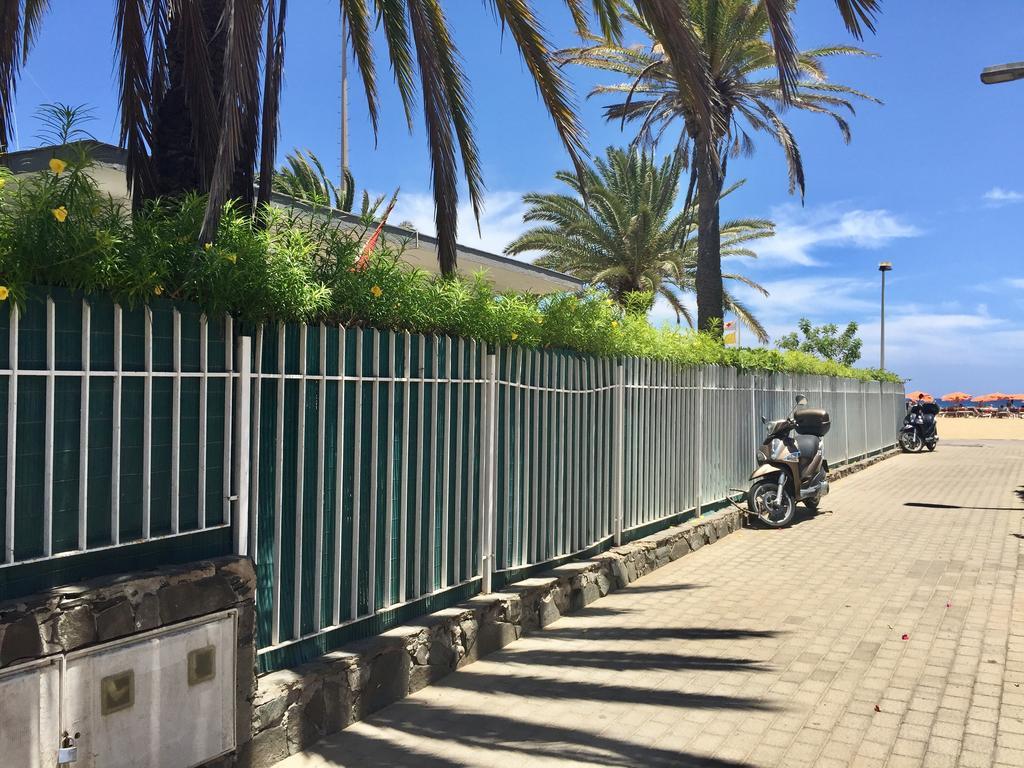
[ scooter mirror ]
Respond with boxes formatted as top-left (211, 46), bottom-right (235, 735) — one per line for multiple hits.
top-left (795, 394), bottom-right (808, 406)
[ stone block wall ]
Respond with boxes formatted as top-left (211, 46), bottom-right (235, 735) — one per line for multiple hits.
top-left (0, 556), bottom-right (257, 753)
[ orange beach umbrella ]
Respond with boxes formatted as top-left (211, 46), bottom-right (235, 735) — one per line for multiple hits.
top-left (905, 391), bottom-right (933, 402)
top-left (974, 393), bottom-right (1010, 403)
top-left (940, 392), bottom-right (972, 402)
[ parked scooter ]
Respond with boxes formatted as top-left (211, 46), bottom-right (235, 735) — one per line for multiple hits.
top-left (899, 398), bottom-right (939, 452)
top-left (746, 395), bottom-right (830, 528)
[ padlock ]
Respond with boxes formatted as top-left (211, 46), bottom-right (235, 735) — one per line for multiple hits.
top-left (57, 745), bottom-right (79, 764)
top-left (57, 731), bottom-right (80, 764)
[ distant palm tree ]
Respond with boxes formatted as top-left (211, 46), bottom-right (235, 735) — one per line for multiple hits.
top-left (272, 149), bottom-right (355, 211)
top-left (561, 1), bottom-right (878, 336)
top-left (505, 147), bottom-right (773, 341)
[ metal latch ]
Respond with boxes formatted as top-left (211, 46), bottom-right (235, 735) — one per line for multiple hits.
top-left (57, 731), bottom-right (80, 764)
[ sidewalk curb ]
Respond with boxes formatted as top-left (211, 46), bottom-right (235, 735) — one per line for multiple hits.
top-left (218, 448), bottom-right (899, 768)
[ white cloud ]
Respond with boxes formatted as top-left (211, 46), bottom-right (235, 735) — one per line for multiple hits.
top-left (390, 190), bottom-right (532, 258)
top-left (983, 187), bottom-right (1024, 205)
top-left (752, 204), bottom-right (921, 267)
top-left (1009, 278), bottom-right (1024, 289)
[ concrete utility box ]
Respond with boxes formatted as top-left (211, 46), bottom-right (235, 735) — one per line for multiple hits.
top-left (0, 657), bottom-right (62, 767)
top-left (64, 611), bottom-right (238, 768)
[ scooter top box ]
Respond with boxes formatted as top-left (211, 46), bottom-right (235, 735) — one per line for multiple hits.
top-left (793, 408), bottom-right (830, 436)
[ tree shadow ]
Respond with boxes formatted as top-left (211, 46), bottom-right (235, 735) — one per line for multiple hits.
top-left (497, 647), bottom-right (770, 674)
top-left (304, 700), bottom-right (760, 768)
top-left (904, 501), bottom-right (1024, 512)
top-left (436, 669), bottom-right (778, 712)
top-left (539, 625), bottom-right (782, 644)
top-left (618, 583), bottom-right (707, 594)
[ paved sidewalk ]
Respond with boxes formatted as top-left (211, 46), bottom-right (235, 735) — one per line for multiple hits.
top-left (281, 441), bottom-right (1024, 768)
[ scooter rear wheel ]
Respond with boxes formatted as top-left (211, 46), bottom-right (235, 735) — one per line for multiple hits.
top-left (748, 478), bottom-right (796, 528)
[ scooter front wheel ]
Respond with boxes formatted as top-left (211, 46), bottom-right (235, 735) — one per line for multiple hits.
top-left (899, 431), bottom-right (922, 453)
top-left (748, 478), bottom-right (796, 528)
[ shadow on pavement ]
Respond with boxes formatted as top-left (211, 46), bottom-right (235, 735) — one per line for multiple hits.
top-left (904, 501), bottom-right (1024, 512)
top-left (305, 703), bottom-right (759, 768)
top-left (497, 648), bottom-right (770, 673)
top-left (539, 625), bottom-right (781, 643)
top-left (616, 583), bottom-right (707, 594)
top-left (435, 669), bottom-right (778, 712)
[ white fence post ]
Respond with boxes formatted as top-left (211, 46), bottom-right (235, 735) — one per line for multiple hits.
top-left (613, 363), bottom-right (625, 546)
top-left (480, 352), bottom-right (499, 593)
top-left (233, 335), bottom-right (253, 557)
top-left (696, 367), bottom-right (704, 516)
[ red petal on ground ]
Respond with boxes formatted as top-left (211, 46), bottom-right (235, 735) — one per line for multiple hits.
top-left (874, 704), bottom-right (881, 712)
top-left (901, 633), bottom-right (909, 640)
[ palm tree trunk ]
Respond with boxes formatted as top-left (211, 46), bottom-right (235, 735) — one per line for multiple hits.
top-left (695, 140), bottom-right (724, 336)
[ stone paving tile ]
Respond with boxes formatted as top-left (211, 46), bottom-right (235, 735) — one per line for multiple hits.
top-left (280, 440), bottom-right (1024, 767)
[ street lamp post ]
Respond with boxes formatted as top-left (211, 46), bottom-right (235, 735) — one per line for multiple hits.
top-left (981, 62), bottom-right (1024, 85)
top-left (879, 262), bottom-right (893, 370)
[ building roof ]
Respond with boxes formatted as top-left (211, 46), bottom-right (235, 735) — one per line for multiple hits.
top-left (3, 142), bottom-right (584, 294)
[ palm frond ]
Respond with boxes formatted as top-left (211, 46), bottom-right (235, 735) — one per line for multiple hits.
top-left (340, 0), bottom-right (380, 135)
top-left (834, 0), bottom-right (880, 39)
top-left (258, 0), bottom-right (287, 206)
top-left (200, 0), bottom-right (265, 242)
top-left (488, 0), bottom-right (589, 190)
top-left (114, 0), bottom-right (154, 206)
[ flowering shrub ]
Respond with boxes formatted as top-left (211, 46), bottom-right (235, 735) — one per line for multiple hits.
top-left (0, 149), bottom-right (897, 382)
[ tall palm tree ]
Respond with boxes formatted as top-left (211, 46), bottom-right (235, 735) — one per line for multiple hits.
top-left (272, 148), bottom-right (355, 211)
top-left (506, 146), bottom-right (773, 341)
top-left (1, 1), bottom-right (878, 274)
top-left (560, 0), bottom-right (878, 336)
top-left (0, 0), bottom-right (625, 270)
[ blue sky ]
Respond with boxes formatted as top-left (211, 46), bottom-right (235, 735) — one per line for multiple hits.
top-left (9, 2), bottom-right (1024, 394)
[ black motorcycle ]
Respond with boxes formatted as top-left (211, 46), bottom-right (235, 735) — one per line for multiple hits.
top-left (899, 400), bottom-right (939, 452)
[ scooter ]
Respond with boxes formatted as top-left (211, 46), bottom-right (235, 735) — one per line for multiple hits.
top-left (745, 394), bottom-right (831, 528)
top-left (899, 400), bottom-right (939, 452)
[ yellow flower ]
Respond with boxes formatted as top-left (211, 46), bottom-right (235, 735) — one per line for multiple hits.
top-left (511, 332), bottom-right (519, 341)
top-left (605, 298), bottom-right (614, 306)
top-left (611, 320), bottom-right (619, 328)
top-left (49, 158), bottom-right (67, 175)
top-left (51, 206), bottom-right (68, 223)
top-left (0, 178), bottom-right (6, 190)
top-left (225, 252), bottom-right (237, 264)
top-left (154, 285), bottom-right (164, 296)
top-left (0, 286), bottom-right (8, 301)
top-left (370, 285), bottom-right (383, 299)
top-left (204, 242), bottom-right (213, 251)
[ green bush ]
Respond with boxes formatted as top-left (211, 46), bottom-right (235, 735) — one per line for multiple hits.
top-left (0, 150), bottom-right (898, 383)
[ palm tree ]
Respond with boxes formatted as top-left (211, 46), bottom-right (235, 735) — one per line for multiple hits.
top-left (560, 0), bottom-right (878, 336)
top-left (272, 148), bottom-right (355, 211)
top-left (2, 1), bottom-right (878, 275)
top-left (505, 146), bottom-right (773, 341)
top-left (0, 0), bottom-right (626, 271)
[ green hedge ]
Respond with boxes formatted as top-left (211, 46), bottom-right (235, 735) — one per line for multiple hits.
top-left (0, 148), bottom-right (898, 383)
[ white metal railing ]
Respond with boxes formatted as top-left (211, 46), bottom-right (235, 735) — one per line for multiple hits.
top-left (0, 298), bottom-right (903, 667)
top-left (1, 297), bottom-right (236, 568)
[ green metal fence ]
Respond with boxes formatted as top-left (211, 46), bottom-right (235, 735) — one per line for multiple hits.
top-left (0, 293), bottom-right (905, 672)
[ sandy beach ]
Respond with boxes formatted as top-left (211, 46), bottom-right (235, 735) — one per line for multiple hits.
top-left (935, 416), bottom-right (1024, 441)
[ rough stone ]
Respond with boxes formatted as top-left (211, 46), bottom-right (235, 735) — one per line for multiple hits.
top-left (238, 725), bottom-right (288, 768)
top-left (477, 621), bottom-right (520, 656)
top-left (538, 594), bottom-right (560, 628)
top-left (54, 605), bottom-right (97, 651)
top-left (0, 615), bottom-right (42, 667)
top-left (95, 599), bottom-right (135, 641)
top-left (134, 593), bottom-right (161, 631)
top-left (571, 580), bottom-right (601, 611)
top-left (363, 649), bottom-right (410, 715)
top-left (670, 538), bottom-right (690, 560)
